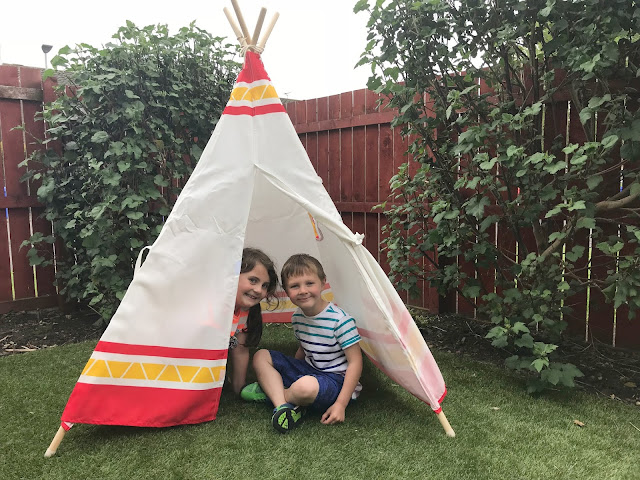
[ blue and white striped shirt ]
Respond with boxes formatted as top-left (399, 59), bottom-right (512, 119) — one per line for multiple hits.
top-left (292, 302), bottom-right (361, 375)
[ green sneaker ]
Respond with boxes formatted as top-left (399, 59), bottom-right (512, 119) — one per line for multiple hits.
top-left (271, 403), bottom-right (304, 434)
top-left (240, 382), bottom-right (268, 403)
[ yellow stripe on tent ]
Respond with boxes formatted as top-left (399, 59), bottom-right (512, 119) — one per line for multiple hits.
top-left (193, 367), bottom-right (214, 384)
top-left (262, 85), bottom-right (278, 99)
top-left (85, 359), bottom-right (109, 377)
top-left (107, 360), bottom-right (132, 378)
top-left (123, 363), bottom-right (146, 380)
top-left (210, 366), bottom-right (225, 382)
top-left (230, 87), bottom-right (248, 101)
top-left (243, 84), bottom-right (268, 101)
top-left (158, 365), bottom-right (181, 382)
top-left (81, 358), bottom-right (96, 375)
top-left (142, 363), bottom-right (165, 380)
top-left (178, 365), bottom-right (200, 383)
top-left (80, 359), bottom-right (227, 385)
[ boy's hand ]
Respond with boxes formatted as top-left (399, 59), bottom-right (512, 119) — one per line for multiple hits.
top-left (321, 402), bottom-right (347, 424)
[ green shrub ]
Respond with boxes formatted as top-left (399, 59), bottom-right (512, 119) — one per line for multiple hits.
top-left (356, 0), bottom-right (640, 391)
top-left (21, 21), bottom-right (240, 321)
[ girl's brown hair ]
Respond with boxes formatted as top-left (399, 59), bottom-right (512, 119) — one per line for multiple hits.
top-left (240, 248), bottom-right (279, 347)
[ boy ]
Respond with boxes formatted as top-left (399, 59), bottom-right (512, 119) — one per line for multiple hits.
top-left (241, 253), bottom-right (363, 433)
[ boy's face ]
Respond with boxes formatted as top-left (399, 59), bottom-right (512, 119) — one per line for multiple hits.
top-left (283, 269), bottom-right (327, 317)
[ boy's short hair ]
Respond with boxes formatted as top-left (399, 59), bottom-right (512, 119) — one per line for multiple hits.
top-left (281, 254), bottom-right (326, 288)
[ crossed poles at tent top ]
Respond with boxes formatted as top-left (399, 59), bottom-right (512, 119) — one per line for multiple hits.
top-left (223, 0), bottom-right (280, 53)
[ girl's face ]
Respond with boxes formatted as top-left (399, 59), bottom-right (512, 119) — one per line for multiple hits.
top-left (235, 263), bottom-right (271, 311)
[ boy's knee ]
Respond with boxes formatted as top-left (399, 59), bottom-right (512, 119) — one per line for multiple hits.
top-left (291, 376), bottom-right (319, 403)
top-left (252, 349), bottom-right (272, 368)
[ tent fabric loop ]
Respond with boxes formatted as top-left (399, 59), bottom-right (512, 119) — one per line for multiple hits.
top-left (134, 245), bottom-right (152, 274)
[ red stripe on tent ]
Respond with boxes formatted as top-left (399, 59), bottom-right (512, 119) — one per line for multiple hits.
top-left (262, 311), bottom-right (294, 323)
top-left (61, 383), bottom-right (221, 427)
top-left (223, 104), bottom-right (286, 116)
top-left (94, 341), bottom-right (228, 360)
top-left (236, 51), bottom-right (270, 83)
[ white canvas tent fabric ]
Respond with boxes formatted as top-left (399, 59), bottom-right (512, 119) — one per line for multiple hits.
top-left (58, 51), bottom-right (447, 430)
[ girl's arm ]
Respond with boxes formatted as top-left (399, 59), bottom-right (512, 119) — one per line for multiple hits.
top-left (229, 331), bottom-right (250, 395)
top-left (321, 343), bottom-right (363, 424)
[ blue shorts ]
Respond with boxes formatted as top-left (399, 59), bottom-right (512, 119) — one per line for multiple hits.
top-left (269, 350), bottom-right (345, 411)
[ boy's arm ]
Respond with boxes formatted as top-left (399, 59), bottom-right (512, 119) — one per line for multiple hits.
top-left (321, 343), bottom-right (363, 425)
top-left (294, 344), bottom-right (305, 360)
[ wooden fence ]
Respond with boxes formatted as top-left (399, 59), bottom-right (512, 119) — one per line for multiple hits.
top-left (284, 87), bottom-right (640, 350)
top-left (0, 65), bottom-right (59, 314)
top-left (1, 65), bottom-right (638, 348)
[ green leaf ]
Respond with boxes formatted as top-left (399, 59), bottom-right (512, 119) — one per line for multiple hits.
top-left (91, 131), bottom-right (110, 143)
top-left (479, 157), bottom-right (498, 170)
top-left (511, 322), bottom-right (529, 334)
top-left (154, 175), bottom-right (169, 187)
top-left (466, 196), bottom-right (490, 219)
top-left (586, 175), bottom-right (603, 190)
top-left (531, 358), bottom-right (547, 373)
top-left (117, 161), bottom-right (131, 172)
top-left (353, 0), bottom-right (369, 13)
top-left (126, 211), bottom-right (144, 220)
top-left (600, 134), bottom-right (618, 150)
top-left (89, 293), bottom-right (104, 306)
top-left (514, 333), bottom-right (534, 348)
top-left (545, 161), bottom-right (567, 174)
top-left (568, 200), bottom-right (586, 211)
top-left (463, 285), bottom-right (481, 298)
top-left (576, 217), bottom-right (596, 230)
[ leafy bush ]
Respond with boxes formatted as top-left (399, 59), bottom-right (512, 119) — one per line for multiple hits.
top-left (356, 0), bottom-right (640, 390)
top-left (21, 21), bottom-right (240, 321)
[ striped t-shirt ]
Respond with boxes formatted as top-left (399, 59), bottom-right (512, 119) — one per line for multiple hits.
top-left (292, 302), bottom-right (361, 375)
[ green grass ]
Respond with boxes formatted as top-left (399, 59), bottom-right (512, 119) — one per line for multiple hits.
top-left (1, 324), bottom-right (638, 480)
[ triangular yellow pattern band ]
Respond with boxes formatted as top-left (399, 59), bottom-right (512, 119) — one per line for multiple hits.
top-left (229, 84), bottom-right (279, 102)
top-left (81, 358), bottom-right (225, 383)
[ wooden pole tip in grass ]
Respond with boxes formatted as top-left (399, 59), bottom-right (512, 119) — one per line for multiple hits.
top-left (44, 425), bottom-right (66, 457)
top-left (437, 411), bottom-right (455, 437)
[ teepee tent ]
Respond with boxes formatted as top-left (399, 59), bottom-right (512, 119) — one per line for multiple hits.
top-left (45, 2), bottom-right (453, 457)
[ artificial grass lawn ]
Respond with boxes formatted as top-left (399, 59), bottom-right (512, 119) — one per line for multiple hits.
top-left (1, 324), bottom-right (638, 480)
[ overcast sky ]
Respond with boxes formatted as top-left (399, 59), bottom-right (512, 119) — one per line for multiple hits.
top-left (0, 0), bottom-right (372, 100)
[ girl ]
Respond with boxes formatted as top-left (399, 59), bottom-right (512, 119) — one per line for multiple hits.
top-left (228, 247), bottom-right (279, 395)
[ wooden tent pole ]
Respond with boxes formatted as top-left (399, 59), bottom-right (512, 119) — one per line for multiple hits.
top-left (44, 426), bottom-right (66, 458)
top-left (223, 7), bottom-right (247, 48)
top-left (251, 7), bottom-right (267, 51)
top-left (256, 12), bottom-right (280, 50)
top-left (437, 411), bottom-right (456, 437)
top-left (231, 0), bottom-right (253, 45)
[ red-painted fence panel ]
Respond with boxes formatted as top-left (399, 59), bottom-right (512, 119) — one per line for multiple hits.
top-left (0, 65), bottom-right (59, 313)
